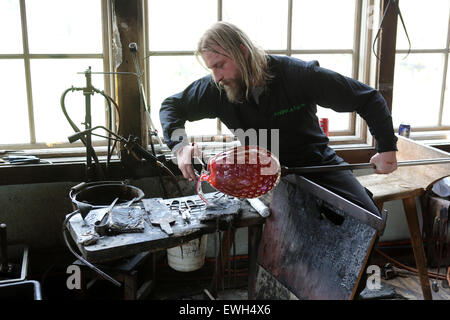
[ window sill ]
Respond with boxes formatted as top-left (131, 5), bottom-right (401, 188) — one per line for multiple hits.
top-left (18, 130), bottom-right (449, 186)
top-left (0, 138), bottom-right (382, 186)
top-left (407, 130), bottom-right (450, 153)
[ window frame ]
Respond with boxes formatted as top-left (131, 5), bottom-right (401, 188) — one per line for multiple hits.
top-left (388, 0), bottom-right (450, 145)
top-left (145, 0), bottom-right (376, 148)
top-left (393, 50), bottom-right (450, 135)
top-left (2, 0), bottom-right (449, 155)
top-left (0, 0), bottom-right (113, 152)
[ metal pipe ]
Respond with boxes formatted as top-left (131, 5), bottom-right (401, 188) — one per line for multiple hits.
top-left (129, 42), bottom-right (164, 146)
top-left (83, 67), bottom-right (94, 179)
top-left (62, 211), bottom-right (121, 287)
top-left (281, 158), bottom-right (450, 175)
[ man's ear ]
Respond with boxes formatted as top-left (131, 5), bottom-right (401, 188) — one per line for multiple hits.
top-left (240, 43), bottom-right (250, 59)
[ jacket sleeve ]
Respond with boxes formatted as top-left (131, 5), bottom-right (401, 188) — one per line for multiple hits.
top-left (159, 75), bottom-right (219, 151)
top-left (305, 61), bottom-right (398, 153)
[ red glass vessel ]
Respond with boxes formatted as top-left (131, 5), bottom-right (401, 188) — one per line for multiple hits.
top-left (197, 145), bottom-right (281, 204)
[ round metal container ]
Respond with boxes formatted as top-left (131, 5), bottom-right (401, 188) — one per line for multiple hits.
top-left (69, 181), bottom-right (145, 210)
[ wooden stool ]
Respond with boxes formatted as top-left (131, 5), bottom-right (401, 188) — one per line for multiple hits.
top-left (356, 135), bottom-right (450, 300)
top-left (73, 250), bottom-right (154, 300)
top-left (357, 173), bottom-right (432, 300)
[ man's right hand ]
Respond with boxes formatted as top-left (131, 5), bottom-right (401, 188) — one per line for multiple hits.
top-left (176, 144), bottom-right (200, 182)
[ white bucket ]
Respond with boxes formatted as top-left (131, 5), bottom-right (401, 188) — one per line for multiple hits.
top-left (167, 235), bottom-right (208, 272)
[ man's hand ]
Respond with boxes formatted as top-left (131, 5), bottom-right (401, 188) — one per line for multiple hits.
top-left (369, 151), bottom-right (398, 174)
top-left (176, 143), bottom-right (201, 182)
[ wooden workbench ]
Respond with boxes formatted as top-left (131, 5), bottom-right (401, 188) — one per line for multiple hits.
top-left (66, 196), bottom-right (265, 264)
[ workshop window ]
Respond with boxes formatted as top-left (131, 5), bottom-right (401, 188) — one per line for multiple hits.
top-left (0, 0), bottom-right (108, 149)
top-left (146, 0), bottom-right (369, 144)
top-left (3, 0), bottom-right (450, 154)
top-left (391, 0), bottom-right (450, 142)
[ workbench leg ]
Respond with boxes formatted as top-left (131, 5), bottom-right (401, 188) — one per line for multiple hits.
top-left (210, 227), bottom-right (236, 298)
top-left (403, 196), bottom-right (433, 300)
top-left (123, 270), bottom-right (138, 300)
top-left (248, 224), bottom-right (263, 300)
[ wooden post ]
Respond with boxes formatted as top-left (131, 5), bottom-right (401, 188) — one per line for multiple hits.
top-left (376, 0), bottom-right (399, 112)
top-left (112, 0), bottom-right (147, 163)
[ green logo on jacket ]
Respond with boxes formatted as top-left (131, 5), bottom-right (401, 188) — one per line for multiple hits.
top-left (273, 104), bottom-right (306, 117)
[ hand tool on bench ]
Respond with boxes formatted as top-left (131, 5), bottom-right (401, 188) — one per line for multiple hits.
top-left (150, 215), bottom-right (176, 235)
top-left (142, 198), bottom-right (176, 235)
top-left (172, 200), bottom-right (192, 222)
top-left (94, 197), bottom-right (119, 236)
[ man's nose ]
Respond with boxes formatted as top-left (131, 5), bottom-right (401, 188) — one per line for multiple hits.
top-left (213, 69), bottom-right (223, 83)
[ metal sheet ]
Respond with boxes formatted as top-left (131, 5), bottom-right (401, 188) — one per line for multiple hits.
top-left (254, 176), bottom-right (378, 300)
top-left (285, 175), bottom-right (386, 231)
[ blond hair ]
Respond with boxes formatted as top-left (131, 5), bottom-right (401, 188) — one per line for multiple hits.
top-left (196, 22), bottom-right (271, 100)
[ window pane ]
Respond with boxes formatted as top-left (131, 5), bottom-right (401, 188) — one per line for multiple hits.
top-left (292, 54), bottom-right (353, 131)
top-left (31, 59), bottom-right (105, 144)
top-left (26, 0), bottom-right (102, 54)
top-left (292, 0), bottom-right (356, 50)
top-left (223, 0), bottom-right (288, 50)
top-left (0, 0), bottom-right (23, 54)
top-left (0, 60), bottom-right (29, 144)
top-left (442, 66), bottom-right (450, 126)
top-left (149, 55), bottom-right (214, 137)
top-left (396, 0), bottom-right (449, 50)
top-left (148, 0), bottom-right (217, 51)
top-left (292, 54), bottom-right (353, 77)
top-left (392, 53), bottom-right (444, 128)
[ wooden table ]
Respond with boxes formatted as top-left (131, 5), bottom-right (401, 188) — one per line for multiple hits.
top-left (66, 194), bottom-right (266, 298)
top-left (357, 135), bottom-right (450, 300)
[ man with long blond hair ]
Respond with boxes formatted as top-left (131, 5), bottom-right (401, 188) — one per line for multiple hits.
top-left (160, 21), bottom-right (398, 217)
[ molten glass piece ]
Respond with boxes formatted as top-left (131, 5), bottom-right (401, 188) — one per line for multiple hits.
top-left (197, 145), bottom-right (281, 204)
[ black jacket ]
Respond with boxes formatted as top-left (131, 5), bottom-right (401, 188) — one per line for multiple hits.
top-left (160, 55), bottom-right (397, 167)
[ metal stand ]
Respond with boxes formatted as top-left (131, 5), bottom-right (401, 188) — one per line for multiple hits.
top-left (82, 67), bottom-right (95, 180)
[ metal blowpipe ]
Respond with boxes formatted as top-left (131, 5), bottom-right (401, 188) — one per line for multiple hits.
top-left (281, 158), bottom-right (450, 175)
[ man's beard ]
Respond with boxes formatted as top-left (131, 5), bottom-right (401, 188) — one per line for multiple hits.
top-left (220, 78), bottom-right (245, 103)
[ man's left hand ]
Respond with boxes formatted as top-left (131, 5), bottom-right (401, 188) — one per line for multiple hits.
top-left (369, 151), bottom-right (398, 174)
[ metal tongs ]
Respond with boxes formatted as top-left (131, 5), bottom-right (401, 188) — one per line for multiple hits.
top-left (191, 142), bottom-right (208, 178)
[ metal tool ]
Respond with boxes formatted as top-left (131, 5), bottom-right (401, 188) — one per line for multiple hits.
top-left (281, 158), bottom-right (450, 175)
top-left (4, 155), bottom-right (40, 165)
top-left (169, 199), bottom-right (191, 222)
top-left (94, 197), bottom-right (119, 236)
top-left (180, 207), bottom-right (191, 222)
top-left (285, 175), bottom-right (387, 231)
top-left (186, 199), bottom-right (199, 211)
top-left (124, 197), bottom-right (139, 208)
top-left (142, 198), bottom-right (177, 235)
top-left (150, 215), bottom-right (175, 235)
